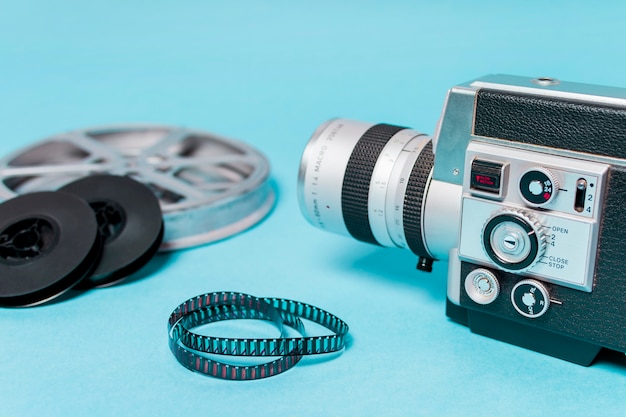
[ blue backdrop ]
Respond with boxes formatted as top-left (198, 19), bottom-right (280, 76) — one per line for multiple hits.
top-left (1, 1), bottom-right (625, 415)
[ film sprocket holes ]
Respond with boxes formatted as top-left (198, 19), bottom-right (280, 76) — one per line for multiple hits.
top-left (168, 292), bottom-right (349, 380)
top-left (297, 74), bottom-right (626, 365)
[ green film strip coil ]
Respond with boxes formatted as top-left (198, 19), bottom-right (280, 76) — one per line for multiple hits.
top-left (168, 292), bottom-right (349, 380)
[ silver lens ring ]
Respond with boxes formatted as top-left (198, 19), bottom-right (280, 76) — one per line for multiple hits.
top-left (0, 124), bottom-right (274, 251)
top-left (369, 129), bottom-right (429, 247)
top-left (298, 119), bottom-right (434, 257)
top-left (386, 135), bottom-right (432, 249)
top-left (297, 119), bottom-right (373, 237)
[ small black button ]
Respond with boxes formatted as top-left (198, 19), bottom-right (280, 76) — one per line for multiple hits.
top-left (470, 159), bottom-right (503, 194)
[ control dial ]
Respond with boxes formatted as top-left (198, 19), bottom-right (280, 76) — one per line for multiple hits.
top-left (465, 268), bottom-right (500, 305)
top-left (511, 279), bottom-right (550, 318)
top-left (482, 209), bottom-right (547, 272)
top-left (519, 168), bottom-right (559, 206)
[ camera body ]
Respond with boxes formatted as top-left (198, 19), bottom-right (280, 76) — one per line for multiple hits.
top-left (438, 75), bottom-right (626, 365)
top-left (298, 74), bottom-right (626, 365)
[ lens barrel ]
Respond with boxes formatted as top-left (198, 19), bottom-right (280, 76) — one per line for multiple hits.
top-left (298, 119), bottom-right (434, 263)
top-left (342, 123), bottom-right (407, 245)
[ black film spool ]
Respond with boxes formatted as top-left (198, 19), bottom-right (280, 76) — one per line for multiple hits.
top-left (60, 175), bottom-right (164, 288)
top-left (0, 192), bottom-right (102, 307)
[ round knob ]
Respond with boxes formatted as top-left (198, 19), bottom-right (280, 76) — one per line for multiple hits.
top-left (482, 209), bottom-right (547, 272)
top-left (519, 168), bottom-right (558, 207)
top-left (465, 268), bottom-right (500, 305)
top-left (511, 279), bottom-right (550, 318)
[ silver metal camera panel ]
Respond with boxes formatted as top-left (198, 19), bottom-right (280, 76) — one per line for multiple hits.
top-left (459, 141), bottom-right (608, 292)
top-left (432, 75), bottom-right (626, 295)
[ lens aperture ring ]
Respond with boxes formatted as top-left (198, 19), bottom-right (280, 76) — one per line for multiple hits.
top-left (341, 124), bottom-right (406, 244)
top-left (403, 141), bottom-right (434, 259)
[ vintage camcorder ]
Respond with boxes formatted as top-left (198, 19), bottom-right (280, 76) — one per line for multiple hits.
top-left (297, 74), bottom-right (626, 365)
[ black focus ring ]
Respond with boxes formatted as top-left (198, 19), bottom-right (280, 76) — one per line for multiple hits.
top-left (403, 141), bottom-right (434, 259)
top-left (341, 123), bottom-right (406, 244)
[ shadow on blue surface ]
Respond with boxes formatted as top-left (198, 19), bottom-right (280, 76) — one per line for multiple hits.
top-left (332, 245), bottom-right (448, 302)
top-left (594, 349), bottom-right (626, 369)
top-left (32, 250), bottom-right (179, 306)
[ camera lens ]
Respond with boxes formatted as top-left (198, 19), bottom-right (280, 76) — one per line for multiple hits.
top-left (298, 118), bottom-right (434, 262)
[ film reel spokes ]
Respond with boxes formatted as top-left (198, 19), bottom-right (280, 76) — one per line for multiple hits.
top-left (0, 125), bottom-right (275, 250)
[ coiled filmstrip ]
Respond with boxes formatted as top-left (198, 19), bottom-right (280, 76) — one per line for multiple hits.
top-left (168, 292), bottom-right (349, 380)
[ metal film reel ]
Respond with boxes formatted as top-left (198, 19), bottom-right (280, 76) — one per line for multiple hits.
top-left (0, 125), bottom-right (274, 250)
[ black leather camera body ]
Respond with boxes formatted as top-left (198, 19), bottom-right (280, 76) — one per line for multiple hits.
top-left (443, 75), bottom-right (626, 365)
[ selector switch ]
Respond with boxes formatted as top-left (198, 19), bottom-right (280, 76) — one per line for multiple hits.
top-left (465, 268), bottom-right (500, 305)
top-left (511, 279), bottom-right (550, 318)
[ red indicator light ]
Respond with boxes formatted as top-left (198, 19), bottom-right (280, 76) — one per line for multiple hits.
top-left (470, 160), bottom-right (503, 194)
top-left (475, 175), bottom-right (496, 186)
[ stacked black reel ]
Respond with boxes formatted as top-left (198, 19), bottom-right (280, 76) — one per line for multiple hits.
top-left (0, 124), bottom-right (275, 306)
top-left (0, 175), bottom-right (164, 307)
top-left (60, 175), bottom-right (164, 288)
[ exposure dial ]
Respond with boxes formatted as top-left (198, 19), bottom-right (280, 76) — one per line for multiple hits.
top-left (481, 208), bottom-right (547, 272)
top-left (519, 168), bottom-right (559, 207)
